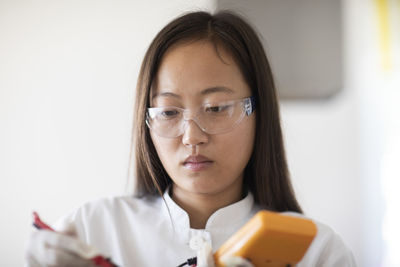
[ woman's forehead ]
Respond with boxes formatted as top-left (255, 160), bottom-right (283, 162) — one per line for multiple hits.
top-left (151, 40), bottom-right (250, 99)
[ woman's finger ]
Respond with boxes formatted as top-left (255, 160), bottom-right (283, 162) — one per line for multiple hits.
top-left (44, 246), bottom-right (96, 267)
top-left (220, 256), bottom-right (254, 267)
top-left (41, 230), bottom-right (98, 259)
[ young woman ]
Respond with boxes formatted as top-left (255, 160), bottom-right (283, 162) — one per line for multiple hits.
top-left (25, 11), bottom-right (356, 267)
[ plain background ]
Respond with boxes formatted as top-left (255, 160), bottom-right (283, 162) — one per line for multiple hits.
top-left (1, 0), bottom-right (398, 266)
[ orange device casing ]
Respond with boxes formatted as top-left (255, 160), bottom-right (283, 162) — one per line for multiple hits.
top-left (214, 211), bottom-right (317, 267)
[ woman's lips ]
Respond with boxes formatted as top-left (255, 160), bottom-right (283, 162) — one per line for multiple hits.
top-left (183, 161), bottom-right (213, 171)
top-left (182, 155), bottom-right (213, 171)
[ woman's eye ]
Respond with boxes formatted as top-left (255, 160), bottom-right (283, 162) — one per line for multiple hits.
top-left (206, 105), bottom-right (230, 113)
top-left (160, 109), bottom-right (179, 117)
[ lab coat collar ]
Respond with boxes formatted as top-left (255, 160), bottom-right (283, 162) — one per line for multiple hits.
top-left (162, 188), bottom-right (255, 231)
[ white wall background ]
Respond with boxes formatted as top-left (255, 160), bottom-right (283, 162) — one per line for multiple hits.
top-left (0, 0), bottom-right (392, 266)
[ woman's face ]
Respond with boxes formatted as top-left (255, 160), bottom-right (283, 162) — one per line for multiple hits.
top-left (150, 40), bottom-right (256, 198)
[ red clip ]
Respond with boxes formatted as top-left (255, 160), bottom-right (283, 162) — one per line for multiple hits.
top-left (33, 212), bottom-right (54, 231)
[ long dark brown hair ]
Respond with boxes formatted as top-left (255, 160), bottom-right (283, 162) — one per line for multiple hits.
top-left (130, 10), bottom-right (302, 213)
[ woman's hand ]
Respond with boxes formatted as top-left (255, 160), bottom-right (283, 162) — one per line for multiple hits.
top-left (196, 242), bottom-right (254, 267)
top-left (25, 223), bottom-right (97, 267)
top-left (219, 256), bottom-right (254, 267)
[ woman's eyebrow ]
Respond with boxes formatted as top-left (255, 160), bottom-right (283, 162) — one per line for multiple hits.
top-left (152, 86), bottom-right (234, 100)
top-left (201, 86), bottom-right (234, 95)
top-left (153, 92), bottom-right (181, 99)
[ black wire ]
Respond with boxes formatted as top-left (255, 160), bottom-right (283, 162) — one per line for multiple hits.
top-left (177, 257), bottom-right (197, 267)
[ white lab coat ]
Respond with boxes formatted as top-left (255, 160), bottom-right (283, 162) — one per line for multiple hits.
top-left (54, 190), bottom-right (357, 267)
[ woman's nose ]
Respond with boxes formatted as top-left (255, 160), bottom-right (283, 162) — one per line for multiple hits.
top-left (182, 119), bottom-right (209, 147)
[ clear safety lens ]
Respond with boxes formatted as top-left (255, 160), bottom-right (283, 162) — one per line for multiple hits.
top-left (146, 97), bottom-right (255, 138)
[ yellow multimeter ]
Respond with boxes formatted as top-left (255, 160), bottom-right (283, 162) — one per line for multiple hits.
top-left (213, 211), bottom-right (317, 267)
